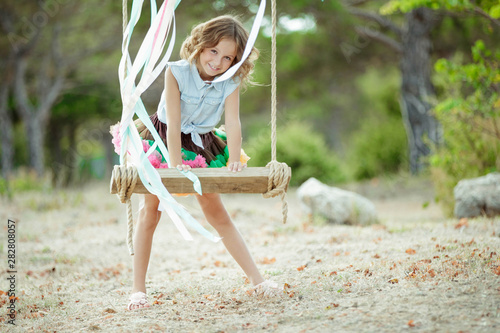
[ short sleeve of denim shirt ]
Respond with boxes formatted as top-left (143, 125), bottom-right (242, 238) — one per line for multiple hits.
top-left (169, 61), bottom-right (187, 92)
top-left (222, 76), bottom-right (240, 101)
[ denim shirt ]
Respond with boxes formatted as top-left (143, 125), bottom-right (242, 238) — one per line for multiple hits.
top-left (157, 60), bottom-right (240, 148)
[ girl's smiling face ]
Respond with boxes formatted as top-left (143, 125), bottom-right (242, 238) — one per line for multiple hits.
top-left (197, 38), bottom-right (237, 81)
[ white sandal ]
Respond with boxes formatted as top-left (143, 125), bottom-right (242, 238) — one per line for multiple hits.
top-left (252, 280), bottom-right (282, 297)
top-left (127, 291), bottom-right (150, 310)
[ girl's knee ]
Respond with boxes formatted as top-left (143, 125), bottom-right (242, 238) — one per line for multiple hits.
top-left (196, 193), bottom-right (221, 208)
top-left (196, 194), bottom-right (233, 229)
top-left (138, 195), bottom-right (161, 228)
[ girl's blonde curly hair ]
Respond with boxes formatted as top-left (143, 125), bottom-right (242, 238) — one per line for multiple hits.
top-left (180, 15), bottom-right (259, 87)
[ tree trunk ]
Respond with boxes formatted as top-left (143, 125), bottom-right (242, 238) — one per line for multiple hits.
top-left (0, 49), bottom-right (15, 179)
top-left (400, 8), bottom-right (441, 173)
top-left (0, 83), bottom-right (14, 178)
top-left (23, 113), bottom-right (46, 176)
top-left (63, 124), bottom-right (77, 187)
top-left (14, 54), bottom-right (64, 177)
top-left (47, 118), bottom-right (63, 186)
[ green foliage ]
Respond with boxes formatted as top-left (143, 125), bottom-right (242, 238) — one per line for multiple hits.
top-left (381, 0), bottom-right (500, 16)
top-left (0, 169), bottom-right (51, 197)
top-left (346, 67), bottom-right (408, 180)
top-left (430, 40), bottom-right (500, 215)
top-left (245, 121), bottom-right (346, 186)
top-left (381, 0), bottom-right (499, 214)
top-left (13, 123), bottom-right (29, 168)
top-left (348, 117), bottom-right (408, 180)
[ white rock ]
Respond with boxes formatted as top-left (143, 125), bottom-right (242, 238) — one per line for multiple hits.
top-left (454, 173), bottom-right (500, 218)
top-left (297, 178), bottom-right (377, 225)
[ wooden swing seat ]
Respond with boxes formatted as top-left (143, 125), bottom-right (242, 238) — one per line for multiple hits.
top-left (110, 167), bottom-right (278, 194)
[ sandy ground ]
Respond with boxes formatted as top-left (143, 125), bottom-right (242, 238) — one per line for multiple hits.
top-left (0, 176), bottom-right (499, 332)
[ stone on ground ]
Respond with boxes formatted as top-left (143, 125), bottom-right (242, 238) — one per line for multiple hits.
top-left (297, 177), bottom-right (377, 225)
top-left (454, 172), bottom-right (500, 218)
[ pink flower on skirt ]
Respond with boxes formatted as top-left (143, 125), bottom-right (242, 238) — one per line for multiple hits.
top-left (110, 123), bottom-right (121, 155)
top-left (111, 123), bottom-right (207, 170)
top-left (142, 140), bottom-right (151, 153)
top-left (182, 155), bottom-right (207, 168)
top-left (147, 151), bottom-right (163, 168)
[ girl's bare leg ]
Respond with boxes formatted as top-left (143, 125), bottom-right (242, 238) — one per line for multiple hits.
top-left (130, 194), bottom-right (161, 309)
top-left (196, 193), bottom-right (264, 285)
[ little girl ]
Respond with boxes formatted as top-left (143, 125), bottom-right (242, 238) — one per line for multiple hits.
top-left (114, 15), bottom-right (280, 310)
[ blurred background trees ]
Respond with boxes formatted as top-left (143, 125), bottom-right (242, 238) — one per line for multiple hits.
top-left (0, 0), bottom-right (498, 214)
top-left (0, 0), bottom-right (121, 181)
top-left (381, 0), bottom-right (500, 214)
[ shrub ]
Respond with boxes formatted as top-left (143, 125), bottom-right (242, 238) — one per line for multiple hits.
top-left (347, 116), bottom-right (408, 180)
top-left (0, 168), bottom-right (51, 197)
top-left (430, 41), bottom-right (500, 215)
top-left (245, 121), bottom-right (345, 186)
top-left (344, 66), bottom-right (408, 180)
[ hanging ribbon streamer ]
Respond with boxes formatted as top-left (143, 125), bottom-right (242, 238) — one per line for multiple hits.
top-left (213, 0), bottom-right (266, 83)
top-left (118, 0), bottom-right (265, 242)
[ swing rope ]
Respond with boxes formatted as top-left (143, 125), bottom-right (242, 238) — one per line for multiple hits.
top-left (113, 165), bottom-right (137, 254)
top-left (263, 0), bottom-right (290, 224)
top-left (113, 0), bottom-right (290, 255)
top-left (117, 0), bottom-right (137, 255)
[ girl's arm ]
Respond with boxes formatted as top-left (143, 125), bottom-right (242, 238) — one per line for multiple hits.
top-left (165, 68), bottom-right (190, 171)
top-left (224, 86), bottom-right (245, 172)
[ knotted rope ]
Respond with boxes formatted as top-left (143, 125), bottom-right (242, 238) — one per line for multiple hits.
top-left (263, 161), bottom-right (291, 224)
top-left (118, 0), bottom-right (137, 255)
top-left (113, 165), bottom-right (138, 255)
top-left (261, 0), bottom-right (291, 224)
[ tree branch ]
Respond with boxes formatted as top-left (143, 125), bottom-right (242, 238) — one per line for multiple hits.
top-left (348, 7), bottom-right (403, 37)
top-left (472, 6), bottom-right (500, 28)
top-left (354, 26), bottom-right (403, 53)
top-left (14, 57), bottom-right (34, 119)
top-left (38, 24), bottom-right (65, 125)
top-left (343, 0), bottom-right (373, 7)
top-left (0, 74), bottom-right (9, 116)
top-left (37, 41), bottom-right (52, 100)
top-left (63, 36), bottom-right (118, 70)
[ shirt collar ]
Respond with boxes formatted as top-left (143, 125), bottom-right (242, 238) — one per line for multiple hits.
top-left (191, 61), bottom-right (223, 92)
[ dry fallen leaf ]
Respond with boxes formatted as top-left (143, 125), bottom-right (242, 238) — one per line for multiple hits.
top-left (297, 265), bottom-right (306, 271)
top-left (214, 261), bottom-right (226, 267)
top-left (455, 218), bottom-right (469, 229)
top-left (406, 248), bottom-right (416, 255)
top-left (259, 257), bottom-right (276, 265)
top-left (388, 278), bottom-right (399, 284)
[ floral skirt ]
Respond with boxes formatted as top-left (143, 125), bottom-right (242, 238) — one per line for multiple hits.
top-left (110, 113), bottom-right (250, 168)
